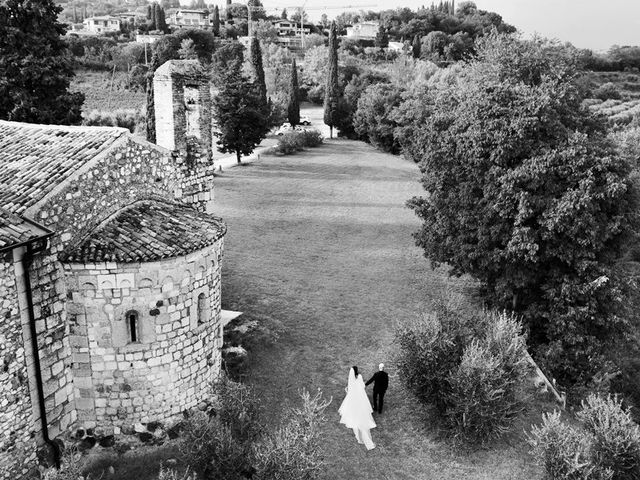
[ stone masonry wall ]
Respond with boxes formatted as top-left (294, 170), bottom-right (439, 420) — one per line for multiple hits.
top-left (62, 240), bottom-right (224, 431)
top-left (0, 254), bottom-right (38, 479)
top-left (22, 135), bottom-right (217, 441)
top-left (154, 60), bottom-right (216, 213)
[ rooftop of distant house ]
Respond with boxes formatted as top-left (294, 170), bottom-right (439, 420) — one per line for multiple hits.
top-left (84, 15), bottom-right (121, 21)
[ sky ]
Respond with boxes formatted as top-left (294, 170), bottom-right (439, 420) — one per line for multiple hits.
top-left (264, 0), bottom-right (640, 51)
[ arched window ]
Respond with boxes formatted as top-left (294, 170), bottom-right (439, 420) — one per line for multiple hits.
top-left (197, 293), bottom-right (208, 325)
top-left (126, 311), bottom-right (139, 343)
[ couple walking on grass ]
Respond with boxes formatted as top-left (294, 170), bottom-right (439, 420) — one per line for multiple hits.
top-left (338, 363), bottom-right (389, 450)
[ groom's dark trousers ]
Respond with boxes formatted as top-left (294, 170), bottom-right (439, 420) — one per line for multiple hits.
top-left (366, 371), bottom-right (389, 413)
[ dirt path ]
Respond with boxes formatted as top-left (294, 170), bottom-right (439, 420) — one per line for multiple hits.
top-left (213, 139), bottom-right (540, 480)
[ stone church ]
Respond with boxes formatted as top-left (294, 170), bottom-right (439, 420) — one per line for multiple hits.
top-left (0, 60), bottom-right (226, 478)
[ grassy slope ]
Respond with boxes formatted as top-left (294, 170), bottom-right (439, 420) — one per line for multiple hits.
top-left (214, 140), bottom-right (545, 480)
top-left (71, 70), bottom-right (146, 114)
top-left (85, 139), bottom-right (551, 480)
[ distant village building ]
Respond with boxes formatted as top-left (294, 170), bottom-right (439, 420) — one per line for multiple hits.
top-left (166, 8), bottom-right (210, 29)
top-left (0, 60), bottom-right (226, 479)
top-left (136, 33), bottom-right (164, 44)
top-left (346, 21), bottom-right (379, 40)
top-left (272, 19), bottom-right (311, 37)
top-left (82, 15), bottom-right (121, 34)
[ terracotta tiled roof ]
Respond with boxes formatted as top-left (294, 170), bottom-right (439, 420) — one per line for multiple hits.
top-left (0, 121), bottom-right (128, 215)
top-left (0, 208), bottom-right (52, 252)
top-left (60, 200), bottom-right (226, 263)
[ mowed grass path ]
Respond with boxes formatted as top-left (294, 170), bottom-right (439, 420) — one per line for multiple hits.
top-left (214, 139), bottom-right (542, 480)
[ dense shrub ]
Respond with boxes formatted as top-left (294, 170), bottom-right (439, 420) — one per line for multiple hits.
top-left (179, 377), bottom-right (328, 480)
top-left (395, 296), bottom-right (529, 442)
top-left (156, 467), bottom-right (196, 480)
top-left (578, 395), bottom-right (640, 479)
top-left (253, 389), bottom-right (331, 480)
top-left (529, 410), bottom-right (611, 480)
top-left (82, 109), bottom-right (144, 133)
top-left (595, 82), bottom-right (623, 101)
top-left (179, 376), bottom-right (261, 479)
top-left (353, 83), bottom-right (404, 154)
top-left (276, 129), bottom-right (323, 155)
top-left (306, 85), bottom-right (325, 104)
top-left (530, 395), bottom-right (640, 480)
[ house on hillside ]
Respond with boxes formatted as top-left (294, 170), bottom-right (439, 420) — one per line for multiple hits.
top-left (0, 60), bottom-right (226, 480)
top-left (83, 15), bottom-right (121, 34)
top-left (346, 21), bottom-right (379, 40)
top-left (166, 8), bottom-right (210, 29)
top-left (272, 19), bottom-right (311, 37)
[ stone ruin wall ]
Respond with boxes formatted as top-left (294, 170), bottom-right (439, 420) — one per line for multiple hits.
top-left (22, 135), bottom-right (218, 442)
top-left (62, 240), bottom-right (224, 432)
top-left (154, 60), bottom-right (216, 213)
top-left (0, 254), bottom-right (38, 480)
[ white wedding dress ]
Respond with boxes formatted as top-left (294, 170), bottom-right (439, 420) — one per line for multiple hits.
top-left (338, 367), bottom-right (376, 450)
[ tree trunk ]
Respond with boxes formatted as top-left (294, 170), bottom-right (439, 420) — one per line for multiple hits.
top-left (329, 126), bottom-right (333, 139)
top-left (236, 150), bottom-right (241, 164)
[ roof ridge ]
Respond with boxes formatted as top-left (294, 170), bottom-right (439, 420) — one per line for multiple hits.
top-left (0, 120), bottom-right (130, 135)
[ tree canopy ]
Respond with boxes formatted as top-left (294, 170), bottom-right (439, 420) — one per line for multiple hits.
top-left (212, 44), bottom-right (270, 163)
top-left (0, 0), bottom-right (84, 124)
top-left (407, 34), bottom-right (639, 387)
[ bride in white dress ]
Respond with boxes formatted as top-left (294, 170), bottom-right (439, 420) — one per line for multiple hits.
top-left (338, 366), bottom-right (376, 450)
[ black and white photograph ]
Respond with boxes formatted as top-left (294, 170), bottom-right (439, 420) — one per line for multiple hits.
top-left (1, 0), bottom-right (640, 478)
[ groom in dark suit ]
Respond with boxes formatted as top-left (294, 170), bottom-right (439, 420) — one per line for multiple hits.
top-left (366, 363), bottom-right (389, 414)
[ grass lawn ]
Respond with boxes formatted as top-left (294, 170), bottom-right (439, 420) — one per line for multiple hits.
top-left (85, 138), bottom-right (549, 480)
top-left (213, 139), bottom-right (546, 479)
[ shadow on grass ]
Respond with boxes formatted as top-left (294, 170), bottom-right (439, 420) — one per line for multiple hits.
top-left (83, 443), bottom-right (184, 480)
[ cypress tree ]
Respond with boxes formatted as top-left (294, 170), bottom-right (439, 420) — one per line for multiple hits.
top-left (412, 34), bottom-right (421, 59)
top-left (157, 5), bottom-right (167, 32)
top-left (151, 3), bottom-right (158, 30)
top-left (145, 53), bottom-right (161, 143)
top-left (212, 5), bottom-right (220, 36)
top-left (281, 8), bottom-right (287, 19)
top-left (146, 4), bottom-right (152, 20)
top-left (250, 35), bottom-right (267, 105)
top-left (375, 24), bottom-right (388, 49)
top-left (451, 0), bottom-right (455, 14)
top-left (323, 21), bottom-right (340, 138)
top-left (288, 58), bottom-right (300, 126)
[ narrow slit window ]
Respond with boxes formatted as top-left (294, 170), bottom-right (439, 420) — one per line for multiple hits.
top-left (127, 311), bottom-right (139, 343)
top-left (197, 293), bottom-right (208, 325)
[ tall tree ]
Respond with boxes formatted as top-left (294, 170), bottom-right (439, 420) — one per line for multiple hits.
top-left (412, 34), bottom-right (421, 59)
top-left (323, 21), bottom-right (340, 138)
top-left (0, 0), bottom-right (84, 124)
top-left (287, 58), bottom-right (300, 126)
top-left (407, 33), bottom-right (639, 387)
top-left (250, 35), bottom-right (267, 105)
top-left (212, 44), bottom-right (270, 163)
top-left (156, 4), bottom-right (168, 32)
top-left (375, 24), bottom-right (389, 49)
top-left (281, 8), bottom-right (287, 19)
top-left (145, 53), bottom-right (161, 143)
top-left (212, 5), bottom-right (220, 36)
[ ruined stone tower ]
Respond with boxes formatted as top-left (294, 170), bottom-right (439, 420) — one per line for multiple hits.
top-left (154, 60), bottom-right (215, 213)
